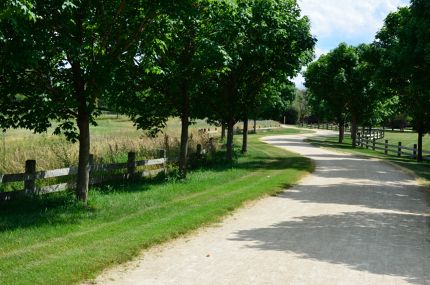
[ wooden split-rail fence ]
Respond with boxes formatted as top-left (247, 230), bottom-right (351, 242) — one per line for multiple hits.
top-left (357, 136), bottom-right (430, 161)
top-left (302, 123), bottom-right (430, 161)
top-left (0, 150), bottom-right (170, 201)
top-left (303, 123), bottom-right (385, 139)
top-left (198, 124), bottom-right (282, 135)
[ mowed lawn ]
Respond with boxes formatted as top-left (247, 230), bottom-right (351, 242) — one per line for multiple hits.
top-left (0, 128), bottom-right (313, 285)
top-left (377, 131), bottom-right (430, 150)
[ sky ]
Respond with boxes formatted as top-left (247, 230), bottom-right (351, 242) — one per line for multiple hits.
top-left (293, 0), bottom-right (410, 89)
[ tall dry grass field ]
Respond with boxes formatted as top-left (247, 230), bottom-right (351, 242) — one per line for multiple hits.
top-left (0, 115), bottom-right (280, 174)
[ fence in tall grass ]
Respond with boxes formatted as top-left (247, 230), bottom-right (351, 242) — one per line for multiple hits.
top-left (0, 150), bottom-right (169, 201)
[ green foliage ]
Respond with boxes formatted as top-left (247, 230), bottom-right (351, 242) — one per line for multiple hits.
top-left (305, 44), bottom-right (351, 124)
top-left (201, 0), bottom-right (315, 123)
top-left (375, 0), bottom-right (430, 134)
top-left (305, 43), bottom-right (384, 144)
top-left (1, 0), bottom-right (189, 137)
top-left (0, 0), bottom-right (192, 200)
top-left (114, 0), bottom-right (227, 134)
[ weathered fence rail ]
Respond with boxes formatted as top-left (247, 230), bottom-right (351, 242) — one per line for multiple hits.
top-left (302, 124), bottom-right (386, 140)
top-left (357, 130), bottom-right (385, 140)
top-left (357, 136), bottom-right (430, 161)
top-left (301, 123), bottom-right (429, 162)
top-left (0, 150), bottom-right (170, 201)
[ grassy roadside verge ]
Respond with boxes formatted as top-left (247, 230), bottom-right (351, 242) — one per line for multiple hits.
top-left (0, 128), bottom-right (312, 285)
top-left (306, 134), bottom-right (430, 186)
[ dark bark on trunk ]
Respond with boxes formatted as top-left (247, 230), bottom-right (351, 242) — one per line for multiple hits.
top-left (338, 121), bottom-right (345, 144)
top-left (351, 113), bottom-right (358, 148)
top-left (242, 118), bottom-right (248, 154)
top-left (417, 125), bottom-right (423, 162)
top-left (72, 11), bottom-right (90, 203)
top-left (179, 114), bottom-right (189, 178)
top-left (76, 111), bottom-right (90, 203)
top-left (179, 86), bottom-right (190, 178)
top-left (226, 119), bottom-right (235, 162)
top-left (253, 119), bottom-right (257, 134)
top-left (221, 122), bottom-right (226, 140)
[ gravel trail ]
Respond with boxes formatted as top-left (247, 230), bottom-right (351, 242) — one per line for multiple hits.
top-left (92, 130), bottom-right (430, 285)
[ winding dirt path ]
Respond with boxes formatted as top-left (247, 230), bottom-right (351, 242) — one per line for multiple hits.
top-left (92, 130), bottom-right (430, 285)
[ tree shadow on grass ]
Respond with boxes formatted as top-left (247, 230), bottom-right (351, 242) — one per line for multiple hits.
top-left (0, 138), bottom-right (313, 233)
top-left (0, 177), bottom-right (163, 232)
top-left (231, 211), bottom-right (430, 285)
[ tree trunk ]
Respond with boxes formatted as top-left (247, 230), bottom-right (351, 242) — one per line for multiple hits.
top-left (179, 86), bottom-right (190, 178)
top-left (351, 113), bottom-right (358, 148)
top-left (242, 118), bottom-right (248, 154)
top-left (253, 119), bottom-right (257, 134)
top-left (221, 122), bottom-right (226, 140)
top-left (226, 119), bottom-right (235, 162)
top-left (179, 115), bottom-right (189, 178)
top-left (76, 111), bottom-right (90, 203)
top-left (338, 121), bottom-right (344, 144)
top-left (417, 125), bottom-right (423, 162)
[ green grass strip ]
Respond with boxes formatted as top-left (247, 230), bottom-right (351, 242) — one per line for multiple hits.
top-left (0, 128), bottom-right (312, 285)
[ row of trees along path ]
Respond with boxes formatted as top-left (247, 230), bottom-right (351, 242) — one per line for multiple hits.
top-left (0, 1), bottom-right (315, 203)
top-left (304, 0), bottom-right (430, 162)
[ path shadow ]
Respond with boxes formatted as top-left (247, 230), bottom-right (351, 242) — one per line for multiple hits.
top-left (231, 211), bottom-right (430, 284)
top-left (265, 136), bottom-right (429, 214)
top-left (278, 182), bottom-right (428, 215)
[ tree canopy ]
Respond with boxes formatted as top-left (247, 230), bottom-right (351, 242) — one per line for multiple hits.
top-left (0, 0), bottom-right (190, 202)
top-left (375, 0), bottom-right (430, 161)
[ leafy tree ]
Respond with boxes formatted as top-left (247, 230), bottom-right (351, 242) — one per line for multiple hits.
top-left (305, 52), bottom-right (348, 143)
top-left (375, 0), bottom-right (430, 161)
top-left (0, 0), bottom-right (36, 21)
top-left (113, 1), bottom-right (230, 178)
top-left (203, 0), bottom-right (314, 159)
top-left (0, 1), bottom-right (188, 203)
top-left (294, 89), bottom-right (311, 125)
top-left (257, 79), bottom-right (296, 122)
top-left (305, 43), bottom-right (379, 146)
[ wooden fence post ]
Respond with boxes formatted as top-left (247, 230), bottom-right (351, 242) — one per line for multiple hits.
top-left (24, 160), bottom-right (36, 194)
top-left (159, 149), bottom-right (167, 175)
top-left (398, 142), bottom-right (402, 157)
top-left (372, 138), bottom-right (376, 151)
top-left (385, 140), bottom-right (388, 155)
top-left (196, 144), bottom-right (202, 157)
top-left (127, 152), bottom-right (136, 179)
top-left (365, 138), bottom-right (369, 149)
top-left (413, 144), bottom-right (417, 159)
top-left (164, 134), bottom-right (169, 155)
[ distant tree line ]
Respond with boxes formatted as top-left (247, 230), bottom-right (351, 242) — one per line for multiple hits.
top-left (0, 0), bottom-right (315, 203)
top-left (304, 0), bottom-right (430, 162)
